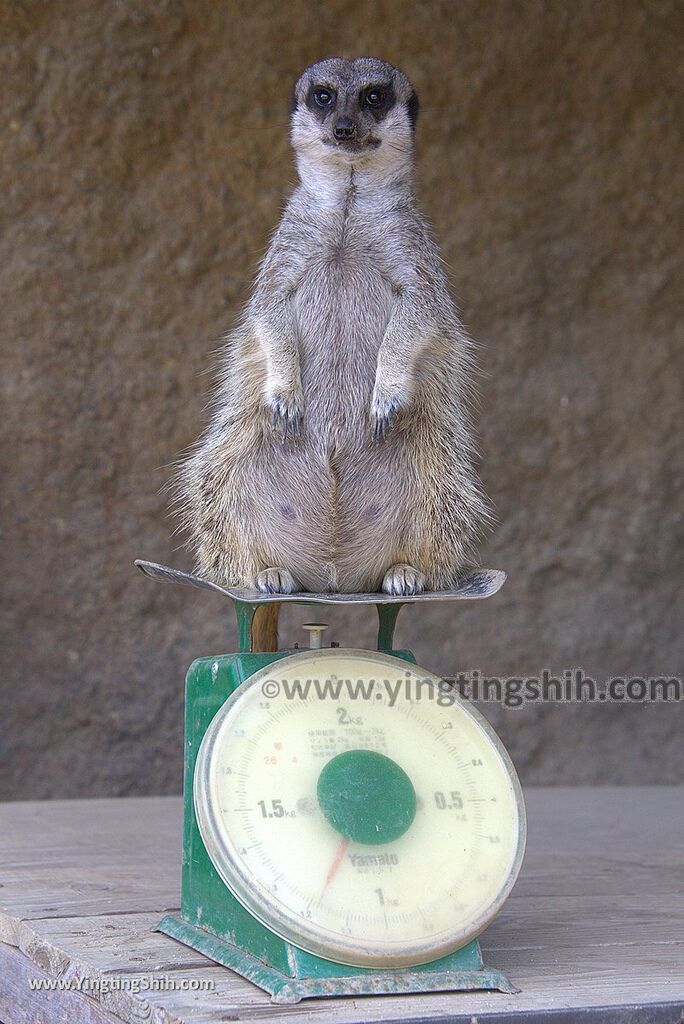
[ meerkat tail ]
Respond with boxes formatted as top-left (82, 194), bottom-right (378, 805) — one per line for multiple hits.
top-left (251, 604), bottom-right (280, 652)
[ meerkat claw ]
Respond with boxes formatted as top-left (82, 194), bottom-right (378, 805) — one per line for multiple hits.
top-left (256, 567), bottom-right (300, 594)
top-left (268, 395), bottom-right (303, 440)
top-left (371, 395), bottom-right (401, 440)
top-left (381, 564), bottom-right (427, 596)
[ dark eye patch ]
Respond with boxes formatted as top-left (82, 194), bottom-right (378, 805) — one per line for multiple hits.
top-left (305, 83), bottom-right (337, 118)
top-left (359, 82), bottom-right (395, 120)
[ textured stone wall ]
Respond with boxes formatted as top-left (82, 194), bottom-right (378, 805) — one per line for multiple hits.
top-left (1, 0), bottom-right (682, 799)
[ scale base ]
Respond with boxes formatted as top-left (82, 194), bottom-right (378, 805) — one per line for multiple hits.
top-left (157, 914), bottom-right (518, 1004)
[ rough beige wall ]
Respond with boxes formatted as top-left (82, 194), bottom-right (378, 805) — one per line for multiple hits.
top-left (1, 0), bottom-right (682, 799)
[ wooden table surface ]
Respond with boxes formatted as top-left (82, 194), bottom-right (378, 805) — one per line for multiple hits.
top-left (0, 788), bottom-right (682, 1024)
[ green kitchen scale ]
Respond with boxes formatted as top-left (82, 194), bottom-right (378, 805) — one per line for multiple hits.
top-left (136, 559), bottom-right (525, 1004)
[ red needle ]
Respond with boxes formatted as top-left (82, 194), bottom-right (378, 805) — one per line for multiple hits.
top-left (322, 838), bottom-right (350, 891)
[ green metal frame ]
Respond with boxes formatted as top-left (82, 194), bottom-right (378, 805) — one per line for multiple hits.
top-left (233, 598), bottom-right (405, 654)
top-left (156, 595), bottom-right (517, 1003)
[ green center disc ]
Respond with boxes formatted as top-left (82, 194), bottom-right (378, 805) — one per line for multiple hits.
top-left (316, 749), bottom-right (417, 846)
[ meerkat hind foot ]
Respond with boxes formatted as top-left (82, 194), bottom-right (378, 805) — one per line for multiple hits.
top-left (382, 564), bottom-right (427, 597)
top-left (255, 567), bottom-right (301, 595)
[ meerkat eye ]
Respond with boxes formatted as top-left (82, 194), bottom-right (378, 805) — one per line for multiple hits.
top-left (364, 87), bottom-right (386, 108)
top-left (313, 88), bottom-right (335, 108)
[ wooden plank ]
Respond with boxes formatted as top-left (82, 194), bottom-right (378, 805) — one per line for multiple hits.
top-left (3, 924), bottom-right (684, 1024)
top-left (0, 795), bottom-right (181, 924)
top-left (4, 912), bottom-right (213, 974)
top-left (0, 788), bottom-right (683, 1023)
top-left (4, 908), bottom-right (684, 1023)
top-left (9, 891), bottom-right (684, 976)
top-left (0, 942), bottom-right (122, 1024)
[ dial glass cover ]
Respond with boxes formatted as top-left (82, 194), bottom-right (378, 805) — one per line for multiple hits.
top-left (194, 649), bottom-right (525, 968)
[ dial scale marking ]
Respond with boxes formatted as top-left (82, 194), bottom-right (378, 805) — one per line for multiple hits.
top-left (194, 649), bottom-right (525, 969)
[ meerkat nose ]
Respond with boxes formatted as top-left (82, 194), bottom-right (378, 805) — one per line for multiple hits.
top-left (333, 117), bottom-right (356, 141)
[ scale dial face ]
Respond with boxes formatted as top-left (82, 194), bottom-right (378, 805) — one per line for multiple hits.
top-left (194, 650), bottom-right (525, 969)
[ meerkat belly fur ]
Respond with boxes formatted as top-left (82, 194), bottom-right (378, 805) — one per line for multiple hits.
top-left (179, 56), bottom-right (491, 598)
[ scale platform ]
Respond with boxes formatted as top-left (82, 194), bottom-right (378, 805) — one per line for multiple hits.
top-left (134, 560), bottom-right (506, 605)
top-left (135, 560), bottom-right (506, 651)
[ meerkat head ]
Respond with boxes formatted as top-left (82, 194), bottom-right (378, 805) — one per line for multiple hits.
top-left (290, 56), bottom-right (418, 179)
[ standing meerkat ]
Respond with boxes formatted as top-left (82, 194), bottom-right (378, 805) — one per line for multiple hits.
top-left (178, 56), bottom-right (491, 642)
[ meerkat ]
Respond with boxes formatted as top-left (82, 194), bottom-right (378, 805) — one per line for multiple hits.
top-left (178, 56), bottom-right (491, 648)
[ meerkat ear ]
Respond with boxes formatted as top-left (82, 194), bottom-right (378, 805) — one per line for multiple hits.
top-left (407, 90), bottom-right (419, 129)
top-left (290, 89), bottom-right (298, 116)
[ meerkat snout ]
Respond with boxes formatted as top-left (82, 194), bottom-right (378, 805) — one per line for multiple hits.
top-left (332, 116), bottom-right (356, 142)
top-left (290, 56), bottom-right (419, 169)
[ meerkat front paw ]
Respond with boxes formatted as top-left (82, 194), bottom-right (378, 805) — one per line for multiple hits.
top-left (371, 383), bottom-right (406, 440)
top-left (255, 567), bottom-right (301, 594)
top-left (264, 386), bottom-right (304, 440)
top-left (382, 563), bottom-right (427, 596)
